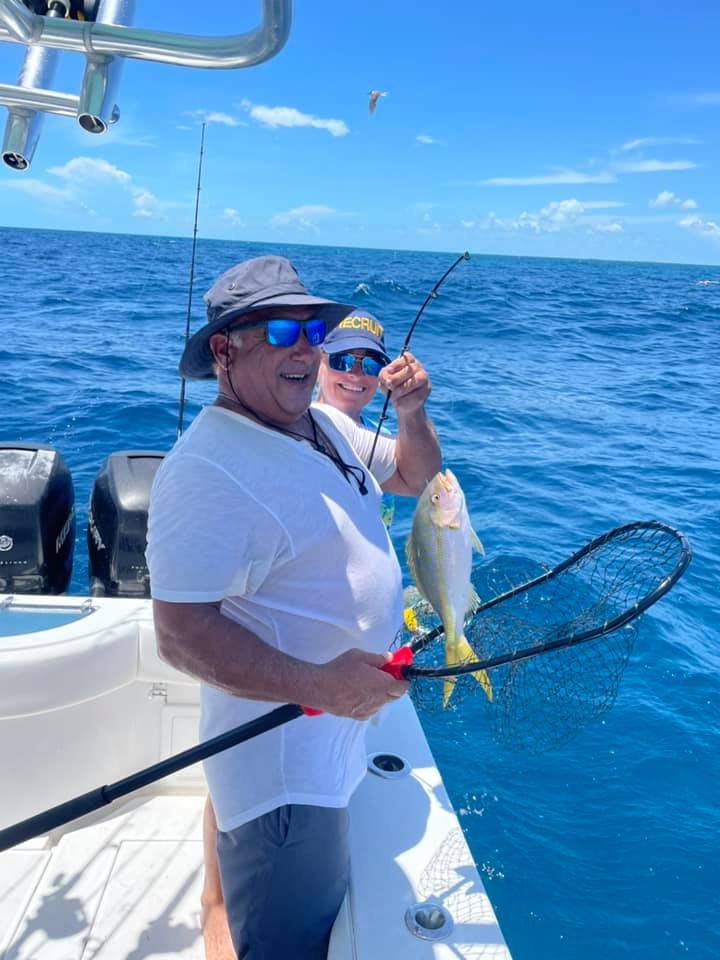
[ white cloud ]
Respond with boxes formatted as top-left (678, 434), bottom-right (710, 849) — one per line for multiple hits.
top-left (651, 190), bottom-right (677, 207)
top-left (616, 159), bottom-right (697, 173)
top-left (416, 135), bottom-right (437, 145)
top-left (271, 204), bottom-right (340, 229)
top-left (176, 124), bottom-right (192, 132)
top-left (240, 99), bottom-right (348, 137)
top-left (679, 215), bottom-right (720, 238)
top-left (536, 198), bottom-right (585, 223)
top-left (25, 155), bottom-right (180, 221)
top-left (185, 109), bottom-right (245, 128)
top-left (478, 170), bottom-right (616, 186)
top-left (622, 137), bottom-right (701, 151)
top-left (130, 187), bottom-right (159, 218)
top-left (650, 191), bottom-right (697, 209)
top-left (222, 207), bottom-right (246, 227)
top-left (48, 156), bottom-right (131, 184)
top-left (206, 111), bottom-right (244, 127)
top-left (0, 178), bottom-right (72, 202)
top-left (469, 198), bottom-right (625, 235)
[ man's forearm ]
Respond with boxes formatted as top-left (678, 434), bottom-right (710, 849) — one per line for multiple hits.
top-left (393, 409), bottom-right (442, 494)
top-left (154, 600), bottom-right (322, 706)
top-left (153, 600), bottom-right (404, 719)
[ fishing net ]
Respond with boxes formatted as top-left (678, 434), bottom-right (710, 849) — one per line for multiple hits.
top-left (397, 521), bottom-right (691, 753)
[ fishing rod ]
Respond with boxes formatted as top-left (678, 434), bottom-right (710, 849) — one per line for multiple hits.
top-left (175, 121), bottom-right (206, 440)
top-left (366, 250), bottom-right (471, 470)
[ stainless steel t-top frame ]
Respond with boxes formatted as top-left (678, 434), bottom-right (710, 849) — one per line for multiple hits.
top-left (0, 0), bottom-right (292, 170)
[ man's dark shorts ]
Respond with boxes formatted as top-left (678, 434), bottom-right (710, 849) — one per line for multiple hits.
top-left (216, 804), bottom-right (350, 960)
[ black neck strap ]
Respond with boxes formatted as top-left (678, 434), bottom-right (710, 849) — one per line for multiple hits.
top-left (221, 335), bottom-right (368, 496)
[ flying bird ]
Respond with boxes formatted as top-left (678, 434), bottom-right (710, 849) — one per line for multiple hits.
top-left (368, 90), bottom-right (388, 115)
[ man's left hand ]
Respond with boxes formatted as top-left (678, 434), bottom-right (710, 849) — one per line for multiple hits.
top-left (379, 351), bottom-right (431, 418)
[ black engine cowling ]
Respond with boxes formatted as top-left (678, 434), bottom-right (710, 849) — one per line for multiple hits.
top-left (0, 443), bottom-right (75, 594)
top-left (87, 451), bottom-right (164, 597)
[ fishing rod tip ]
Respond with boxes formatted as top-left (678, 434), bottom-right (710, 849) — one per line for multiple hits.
top-left (462, 251), bottom-right (471, 260)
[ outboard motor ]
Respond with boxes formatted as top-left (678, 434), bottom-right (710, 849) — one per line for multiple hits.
top-left (0, 443), bottom-right (75, 594)
top-left (88, 451), bottom-right (164, 597)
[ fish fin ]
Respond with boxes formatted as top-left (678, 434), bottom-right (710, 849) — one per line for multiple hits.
top-left (405, 531), bottom-right (418, 585)
top-left (467, 586), bottom-right (481, 616)
top-left (457, 633), bottom-right (493, 703)
top-left (405, 532), bottom-right (430, 603)
top-left (471, 527), bottom-right (485, 555)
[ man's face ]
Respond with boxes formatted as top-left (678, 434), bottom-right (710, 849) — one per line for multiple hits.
top-left (210, 306), bottom-right (321, 426)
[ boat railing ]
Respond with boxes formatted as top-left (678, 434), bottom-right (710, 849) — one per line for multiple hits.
top-left (0, 0), bottom-right (292, 169)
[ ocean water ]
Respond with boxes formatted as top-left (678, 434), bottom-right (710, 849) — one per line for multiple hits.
top-left (2, 226), bottom-right (718, 959)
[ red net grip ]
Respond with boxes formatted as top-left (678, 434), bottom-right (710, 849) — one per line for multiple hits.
top-left (302, 647), bottom-right (413, 715)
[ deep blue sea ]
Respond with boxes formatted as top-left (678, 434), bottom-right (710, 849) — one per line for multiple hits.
top-left (2, 226), bottom-right (718, 959)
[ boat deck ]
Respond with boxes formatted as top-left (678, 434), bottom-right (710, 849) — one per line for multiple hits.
top-left (1, 699), bottom-right (511, 959)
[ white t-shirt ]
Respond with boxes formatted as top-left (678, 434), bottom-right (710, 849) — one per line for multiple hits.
top-left (146, 404), bottom-right (403, 831)
top-left (314, 402), bottom-right (397, 527)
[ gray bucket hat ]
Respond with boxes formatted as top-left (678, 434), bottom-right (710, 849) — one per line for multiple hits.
top-left (180, 255), bottom-right (356, 380)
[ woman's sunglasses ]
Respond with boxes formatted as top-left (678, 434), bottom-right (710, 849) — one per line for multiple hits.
top-left (229, 317), bottom-right (328, 348)
top-left (328, 352), bottom-right (386, 377)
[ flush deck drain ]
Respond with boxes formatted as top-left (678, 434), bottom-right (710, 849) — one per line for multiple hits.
top-left (367, 751), bottom-right (410, 779)
top-left (404, 901), bottom-right (454, 941)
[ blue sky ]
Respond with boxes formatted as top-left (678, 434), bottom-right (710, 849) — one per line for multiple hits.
top-left (1, 0), bottom-right (719, 265)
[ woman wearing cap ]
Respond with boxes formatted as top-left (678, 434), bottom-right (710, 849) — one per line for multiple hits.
top-left (147, 256), bottom-right (441, 960)
top-left (316, 312), bottom-right (397, 528)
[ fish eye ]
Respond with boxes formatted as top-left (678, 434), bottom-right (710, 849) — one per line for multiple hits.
top-left (431, 494), bottom-right (440, 503)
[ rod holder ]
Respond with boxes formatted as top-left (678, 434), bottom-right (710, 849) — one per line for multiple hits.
top-left (1, 37), bottom-right (60, 169)
top-left (77, 0), bottom-right (133, 134)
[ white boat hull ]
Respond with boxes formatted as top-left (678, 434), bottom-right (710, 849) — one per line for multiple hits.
top-left (1, 595), bottom-right (511, 958)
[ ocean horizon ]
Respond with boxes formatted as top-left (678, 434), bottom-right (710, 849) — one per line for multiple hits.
top-left (3, 222), bottom-right (720, 271)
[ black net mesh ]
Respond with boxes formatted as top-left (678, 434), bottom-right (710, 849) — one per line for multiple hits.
top-left (397, 522), bottom-right (690, 753)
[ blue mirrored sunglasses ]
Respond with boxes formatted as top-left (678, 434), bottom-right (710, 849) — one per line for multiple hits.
top-left (230, 317), bottom-right (328, 348)
top-left (328, 352), bottom-right (386, 377)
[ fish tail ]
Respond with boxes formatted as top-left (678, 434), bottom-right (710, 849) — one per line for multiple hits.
top-left (457, 634), bottom-right (493, 703)
top-left (443, 631), bottom-right (492, 707)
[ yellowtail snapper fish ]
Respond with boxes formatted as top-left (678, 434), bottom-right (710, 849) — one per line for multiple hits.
top-left (405, 469), bottom-right (492, 707)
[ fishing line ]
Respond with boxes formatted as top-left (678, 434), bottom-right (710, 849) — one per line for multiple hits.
top-left (366, 250), bottom-right (470, 470)
top-left (175, 121), bottom-right (206, 440)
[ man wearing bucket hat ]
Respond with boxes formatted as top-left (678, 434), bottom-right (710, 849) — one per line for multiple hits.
top-left (147, 255), bottom-right (441, 960)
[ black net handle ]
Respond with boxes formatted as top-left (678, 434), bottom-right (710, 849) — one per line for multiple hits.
top-left (405, 520), bottom-right (691, 678)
